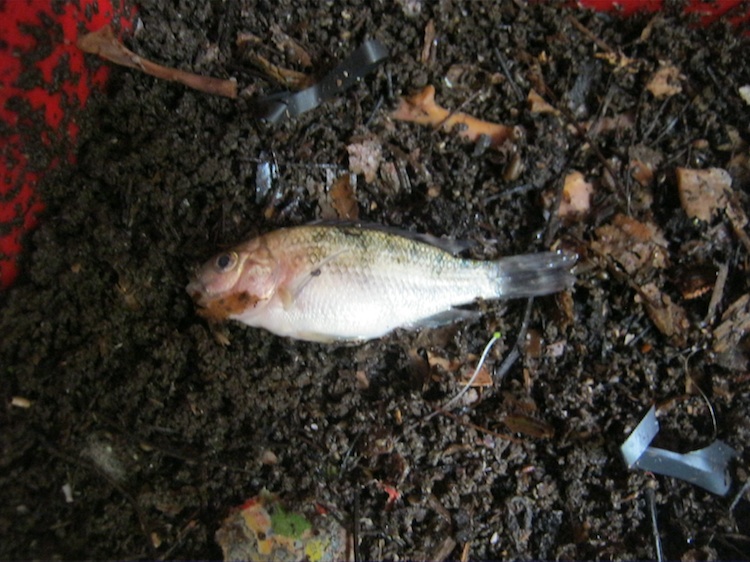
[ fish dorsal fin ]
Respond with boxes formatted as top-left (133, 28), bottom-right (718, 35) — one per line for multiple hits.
top-left (280, 248), bottom-right (349, 310)
top-left (308, 220), bottom-right (473, 256)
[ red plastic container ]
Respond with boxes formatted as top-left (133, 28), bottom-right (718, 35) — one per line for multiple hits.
top-left (0, 0), bottom-right (747, 289)
top-left (0, 0), bottom-right (134, 289)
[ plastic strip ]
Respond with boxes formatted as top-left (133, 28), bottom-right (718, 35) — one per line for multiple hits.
top-left (621, 405), bottom-right (738, 496)
top-left (254, 39), bottom-right (389, 123)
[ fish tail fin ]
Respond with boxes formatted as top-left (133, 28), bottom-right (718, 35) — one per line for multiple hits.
top-left (490, 252), bottom-right (576, 299)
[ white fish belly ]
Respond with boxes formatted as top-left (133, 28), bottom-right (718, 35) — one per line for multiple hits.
top-left (248, 261), bottom-right (494, 341)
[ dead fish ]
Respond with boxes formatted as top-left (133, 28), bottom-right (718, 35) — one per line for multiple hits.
top-left (187, 224), bottom-right (576, 342)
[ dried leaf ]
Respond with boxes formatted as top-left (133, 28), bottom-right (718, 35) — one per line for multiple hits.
top-left (248, 53), bottom-right (314, 90)
top-left (676, 167), bottom-right (731, 222)
top-left (503, 414), bottom-right (555, 439)
top-left (329, 174), bottom-right (359, 221)
top-left (459, 364), bottom-right (493, 387)
top-left (426, 350), bottom-right (461, 372)
top-left (392, 85), bottom-right (516, 149)
top-left (595, 50), bottom-right (639, 71)
top-left (347, 138), bottom-right (382, 183)
top-left (559, 171), bottom-right (593, 218)
top-left (646, 64), bottom-right (684, 99)
top-left (270, 24), bottom-right (312, 68)
top-left (591, 214), bottom-right (669, 276)
top-left (527, 88), bottom-right (558, 115)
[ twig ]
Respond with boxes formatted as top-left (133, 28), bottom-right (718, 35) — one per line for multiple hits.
top-left (646, 482), bottom-right (664, 562)
top-left (352, 489), bottom-right (361, 562)
top-left (704, 262), bottom-right (729, 326)
top-left (437, 410), bottom-right (521, 443)
top-left (78, 25), bottom-right (238, 99)
top-left (496, 297), bottom-right (535, 384)
top-left (729, 479), bottom-right (750, 512)
top-left (494, 47), bottom-right (524, 103)
top-left (566, 15), bottom-right (614, 54)
top-left (435, 331), bottom-right (502, 414)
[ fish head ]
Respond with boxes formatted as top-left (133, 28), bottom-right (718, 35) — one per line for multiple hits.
top-left (187, 240), bottom-right (278, 322)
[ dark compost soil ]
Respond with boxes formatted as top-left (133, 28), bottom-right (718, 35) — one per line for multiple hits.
top-left (2, 1), bottom-right (750, 559)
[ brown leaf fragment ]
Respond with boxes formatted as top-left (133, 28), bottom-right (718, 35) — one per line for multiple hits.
top-left (724, 191), bottom-right (750, 254)
top-left (628, 144), bottom-right (662, 188)
top-left (392, 85), bottom-right (516, 149)
top-left (527, 88), bottom-right (559, 115)
top-left (585, 112), bottom-right (635, 136)
top-left (646, 64), bottom-right (684, 99)
top-left (459, 364), bottom-right (493, 388)
top-left (676, 167), bottom-right (731, 222)
top-left (503, 414), bottom-right (555, 439)
top-left (77, 25), bottom-right (238, 98)
top-left (329, 174), bottom-right (359, 221)
top-left (591, 214), bottom-right (669, 276)
top-left (594, 50), bottom-right (640, 71)
top-left (636, 282), bottom-right (690, 346)
top-left (347, 137), bottom-right (382, 183)
top-left (629, 159), bottom-right (654, 187)
top-left (713, 294), bottom-right (750, 354)
top-left (427, 351), bottom-right (461, 373)
top-left (248, 53), bottom-right (314, 90)
top-left (559, 171), bottom-right (593, 218)
top-left (270, 24), bottom-right (312, 68)
top-left (430, 536), bottom-right (457, 562)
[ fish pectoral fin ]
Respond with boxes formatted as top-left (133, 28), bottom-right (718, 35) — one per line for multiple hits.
top-left (284, 248), bottom-right (350, 307)
top-left (278, 286), bottom-right (294, 310)
top-left (404, 308), bottom-right (481, 330)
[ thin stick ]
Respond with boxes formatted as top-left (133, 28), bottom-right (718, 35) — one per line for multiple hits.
top-left (431, 331), bottom-right (502, 416)
top-left (496, 297), bottom-right (534, 383)
top-left (646, 483), bottom-right (664, 562)
top-left (78, 25), bottom-right (238, 99)
top-left (704, 262), bottom-right (729, 325)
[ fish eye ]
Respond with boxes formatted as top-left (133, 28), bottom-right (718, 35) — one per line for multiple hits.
top-left (214, 252), bottom-right (238, 272)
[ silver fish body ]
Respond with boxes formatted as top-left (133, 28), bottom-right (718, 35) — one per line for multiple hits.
top-left (187, 224), bottom-right (576, 342)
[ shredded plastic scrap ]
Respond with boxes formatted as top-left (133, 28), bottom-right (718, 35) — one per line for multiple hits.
top-left (620, 405), bottom-right (738, 495)
top-left (255, 39), bottom-right (389, 124)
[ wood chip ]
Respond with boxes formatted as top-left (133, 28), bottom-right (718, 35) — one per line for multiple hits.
top-left (713, 294), bottom-right (750, 354)
top-left (636, 282), bottom-right (690, 346)
top-left (421, 19), bottom-right (437, 64)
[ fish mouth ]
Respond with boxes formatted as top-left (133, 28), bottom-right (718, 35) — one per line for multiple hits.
top-left (186, 279), bottom-right (209, 306)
